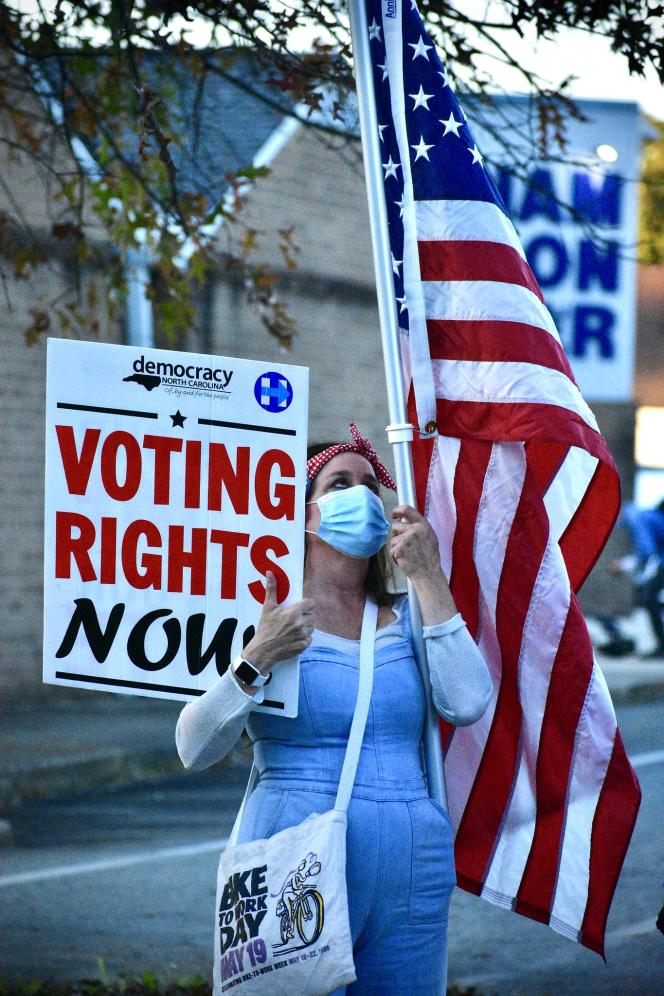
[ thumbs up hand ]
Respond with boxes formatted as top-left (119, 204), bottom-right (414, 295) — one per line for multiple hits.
top-left (242, 572), bottom-right (316, 674)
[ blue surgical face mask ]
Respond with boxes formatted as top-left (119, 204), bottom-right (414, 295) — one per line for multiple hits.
top-left (306, 484), bottom-right (389, 559)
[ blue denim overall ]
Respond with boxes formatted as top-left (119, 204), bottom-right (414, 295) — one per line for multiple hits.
top-left (238, 624), bottom-right (456, 995)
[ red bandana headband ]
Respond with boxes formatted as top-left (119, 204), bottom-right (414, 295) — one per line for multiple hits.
top-left (306, 423), bottom-right (397, 492)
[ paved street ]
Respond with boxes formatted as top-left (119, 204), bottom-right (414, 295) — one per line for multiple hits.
top-left (2, 701), bottom-right (663, 993)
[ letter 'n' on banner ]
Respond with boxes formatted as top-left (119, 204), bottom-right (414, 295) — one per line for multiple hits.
top-left (43, 338), bottom-right (309, 716)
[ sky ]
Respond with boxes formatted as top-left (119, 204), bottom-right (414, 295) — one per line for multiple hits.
top-left (475, 19), bottom-right (663, 121)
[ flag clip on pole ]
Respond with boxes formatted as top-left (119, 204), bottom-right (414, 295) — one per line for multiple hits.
top-left (347, 0), bottom-right (446, 808)
top-left (385, 422), bottom-right (413, 443)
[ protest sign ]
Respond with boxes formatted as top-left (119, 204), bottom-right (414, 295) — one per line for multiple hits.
top-left (44, 338), bottom-right (308, 716)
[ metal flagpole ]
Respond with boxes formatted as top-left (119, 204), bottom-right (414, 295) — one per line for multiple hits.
top-left (347, 0), bottom-right (446, 807)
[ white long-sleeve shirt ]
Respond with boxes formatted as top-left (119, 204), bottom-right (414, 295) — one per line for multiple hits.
top-left (176, 599), bottom-right (492, 772)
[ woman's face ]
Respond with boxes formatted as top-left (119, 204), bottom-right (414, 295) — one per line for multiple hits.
top-left (306, 451), bottom-right (380, 533)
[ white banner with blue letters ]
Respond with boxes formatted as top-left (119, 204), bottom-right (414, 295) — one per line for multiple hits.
top-left (473, 97), bottom-right (641, 402)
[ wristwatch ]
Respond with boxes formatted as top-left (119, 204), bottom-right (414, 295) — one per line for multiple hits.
top-left (231, 654), bottom-right (271, 687)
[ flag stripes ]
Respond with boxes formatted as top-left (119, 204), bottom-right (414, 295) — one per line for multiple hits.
top-left (426, 319), bottom-right (575, 377)
top-left (418, 240), bottom-right (544, 300)
top-left (432, 398), bottom-right (607, 456)
top-left (455, 454), bottom-right (548, 882)
top-left (514, 601), bottom-right (595, 921)
top-left (483, 537), bottom-right (571, 904)
top-left (558, 459), bottom-right (622, 589)
top-left (415, 199), bottom-right (526, 258)
top-left (431, 359), bottom-right (596, 424)
top-left (549, 668), bottom-right (617, 938)
top-left (447, 439), bottom-right (491, 640)
top-left (422, 277), bottom-right (560, 337)
top-left (580, 731), bottom-right (641, 953)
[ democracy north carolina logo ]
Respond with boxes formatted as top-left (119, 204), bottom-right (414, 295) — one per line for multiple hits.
top-left (123, 355), bottom-right (233, 395)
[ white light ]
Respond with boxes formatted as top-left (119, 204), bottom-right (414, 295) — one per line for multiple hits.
top-left (596, 143), bottom-right (618, 162)
top-left (635, 407), bottom-right (664, 469)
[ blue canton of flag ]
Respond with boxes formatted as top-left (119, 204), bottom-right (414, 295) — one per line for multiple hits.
top-left (367, 0), bottom-right (506, 347)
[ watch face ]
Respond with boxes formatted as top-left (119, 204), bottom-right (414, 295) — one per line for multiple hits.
top-left (235, 658), bottom-right (260, 684)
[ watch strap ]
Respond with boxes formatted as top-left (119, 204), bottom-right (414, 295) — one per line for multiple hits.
top-left (232, 654), bottom-right (271, 687)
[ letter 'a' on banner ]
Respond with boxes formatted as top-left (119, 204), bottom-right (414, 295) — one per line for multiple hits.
top-left (43, 338), bottom-right (309, 716)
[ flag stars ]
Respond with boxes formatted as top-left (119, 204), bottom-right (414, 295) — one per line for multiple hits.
top-left (409, 36), bottom-right (432, 60)
top-left (382, 155), bottom-right (401, 180)
top-left (411, 135), bottom-right (434, 161)
top-left (468, 144), bottom-right (484, 165)
top-left (394, 193), bottom-right (405, 218)
top-left (391, 253), bottom-right (403, 275)
top-left (440, 112), bottom-right (463, 137)
top-left (368, 18), bottom-right (382, 41)
top-left (396, 294), bottom-right (408, 313)
top-left (438, 68), bottom-right (450, 87)
top-left (377, 60), bottom-right (388, 81)
top-left (378, 123), bottom-right (388, 142)
top-left (408, 37), bottom-right (433, 62)
top-left (409, 85), bottom-right (434, 110)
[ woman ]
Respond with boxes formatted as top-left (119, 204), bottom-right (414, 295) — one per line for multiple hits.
top-left (176, 424), bottom-right (492, 994)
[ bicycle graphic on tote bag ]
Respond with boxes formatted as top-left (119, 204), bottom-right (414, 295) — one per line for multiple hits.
top-left (273, 852), bottom-right (325, 949)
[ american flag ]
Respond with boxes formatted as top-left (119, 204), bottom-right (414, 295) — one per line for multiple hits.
top-left (363, 0), bottom-right (641, 955)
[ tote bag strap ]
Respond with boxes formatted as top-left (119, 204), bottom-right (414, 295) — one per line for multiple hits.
top-left (334, 597), bottom-right (378, 814)
top-left (227, 762), bottom-right (258, 849)
top-left (227, 597), bottom-right (378, 845)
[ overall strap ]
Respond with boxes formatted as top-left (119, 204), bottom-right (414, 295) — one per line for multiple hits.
top-left (398, 593), bottom-right (413, 644)
top-left (334, 598), bottom-right (378, 813)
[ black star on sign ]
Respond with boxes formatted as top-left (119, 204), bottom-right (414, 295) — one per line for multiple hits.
top-left (170, 410), bottom-right (186, 428)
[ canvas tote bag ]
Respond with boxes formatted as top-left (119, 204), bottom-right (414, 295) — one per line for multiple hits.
top-left (212, 598), bottom-right (378, 995)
